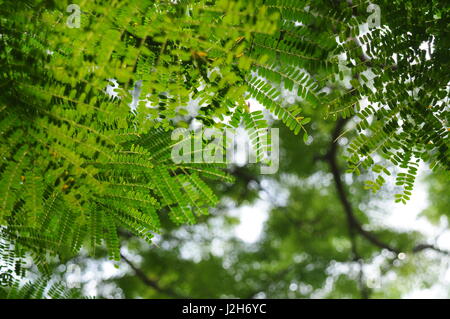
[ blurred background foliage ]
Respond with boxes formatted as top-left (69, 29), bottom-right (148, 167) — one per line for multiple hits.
top-left (15, 114), bottom-right (448, 299)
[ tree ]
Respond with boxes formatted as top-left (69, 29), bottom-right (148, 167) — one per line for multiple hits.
top-left (0, 0), bottom-right (448, 298)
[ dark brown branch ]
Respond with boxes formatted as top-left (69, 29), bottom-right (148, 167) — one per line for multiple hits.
top-left (412, 244), bottom-right (450, 256)
top-left (325, 118), bottom-right (400, 254)
top-left (120, 253), bottom-right (184, 298)
top-left (324, 118), bottom-right (450, 258)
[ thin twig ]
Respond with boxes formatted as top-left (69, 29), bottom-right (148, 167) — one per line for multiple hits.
top-left (120, 253), bottom-right (184, 298)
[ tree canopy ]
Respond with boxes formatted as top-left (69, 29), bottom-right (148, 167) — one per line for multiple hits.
top-left (0, 0), bottom-right (448, 299)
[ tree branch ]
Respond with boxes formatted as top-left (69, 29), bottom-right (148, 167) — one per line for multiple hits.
top-left (325, 118), bottom-right (400, 254)
top-left (412, 244), bottom-right (450, 256)
top-left (120, 253), bottom-right (185, 298)
top-left (325, 118), bottom-right (450, 258)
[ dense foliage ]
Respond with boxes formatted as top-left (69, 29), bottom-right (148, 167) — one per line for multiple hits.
top-left (0, 0), bottom-right (448, 298)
